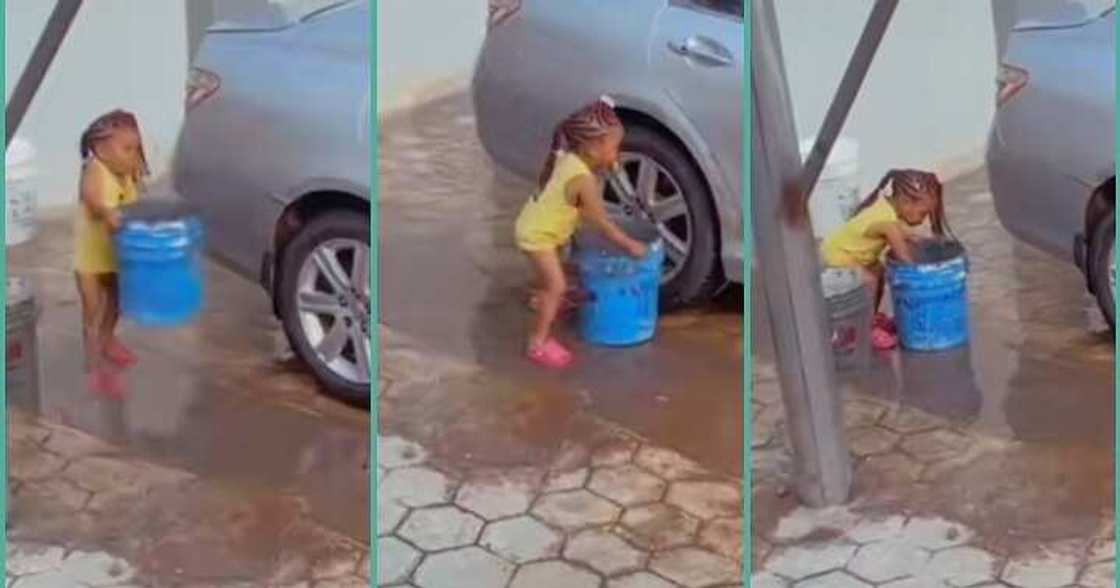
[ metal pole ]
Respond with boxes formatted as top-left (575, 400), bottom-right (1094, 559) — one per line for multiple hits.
top-left (799, 0), bottom-right (899, 201)
top-left (6, 0), bottom-right (84, 147)
top-left (751, 0), bottom-right (852, 506)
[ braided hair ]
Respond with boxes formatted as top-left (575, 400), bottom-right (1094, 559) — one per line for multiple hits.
top-left (538, 96), bottom-right (622, 189)
top-left (854, 168), bottom-right (951, 238)
top-left (79, 109), bottom-right (151, 181)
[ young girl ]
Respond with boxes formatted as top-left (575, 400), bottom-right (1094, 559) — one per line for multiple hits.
top-left (819, 169), bottom-right (949, 350)
top-left (73, 110), bottom-right (150, 396)
top-left (515, 96), bottom-right (648, 368)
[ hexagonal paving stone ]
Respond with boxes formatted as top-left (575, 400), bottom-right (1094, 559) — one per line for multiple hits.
top-left (588, 465), bottom-right (666, 506)
top-left (398, 506), bottom-right (484, 551)
top-left (564, 529), bottom-right (647, 576)
top-left (509, 560), bottom-right (599, 588)
top-left (879, 408), bottom-right (938, 434)
top-left (455, 471), bottom-right (538, 520)
top-left (531, 489), bottom-right (620, 531)
top-left (380, 467), bottom-right (454, 508)
top-left (1089, 537), bottom-right (1115, 563)
top-left (765, 542), bottom-right (857, 580)
top-left (857, 453), bottom-right (924, 485)
top-left (10, 449), bottom-right (67, 481)
top-left (799, 571), bottom-right (872, 588)
top-left (608, 572), bottom-right (679, 588)
top-left (591, 437), bottom-right (640, 467)
top-left (844, 400), bottom-right (886, 429)
top-left (699, 517), bottom-right (741, 561)
top-left (633, 446), bottom-right (708, 480)
top-left (749, 572), bottom-right (789, 588)
top-left (479, 516), bottom-right (562, 563)
top-left (1001, 551), bottom-right (1078, 588)
top-left (413, 547), bottom-right (515, 588)
top-left (925, 546), bottom-right (997, 586)
top-left (848, 428), bottom-right (901, 457)
top-left (649, 547), bottom-right (739, 587)
top-left (51, 551), bottom-right (136, 586)
top-left (771, 506), bottom-right (860, 542)
top-left (845, 515), bottom-right (906, 544)
top-left (665, 481), bottom-right (739, 520)
top-left (7, 544), bottom-right (67, 576)
top-left (378, 537), bottom-right (421, 585)
top-left (379, 436), bottom-right (429, 469)
top-left (900, 430), bottom-right (971, 463)
top-left (379, 498), bottom-right (408, 535)
top-left (899, 517), bottom-right (972, 551)
top-left (543, 467), bottom-right (588, 493)
top-left (848, 540), bottom-right (930, 583)
top-left (619, 503), bottom-right (700, 550)
top-left (1081, 560), bottom-right (1115, 588)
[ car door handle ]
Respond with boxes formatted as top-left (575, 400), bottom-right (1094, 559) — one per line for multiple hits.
top-left (668, 37), bottom-right (734, 67)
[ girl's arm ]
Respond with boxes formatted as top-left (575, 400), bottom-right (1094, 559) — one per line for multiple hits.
top-left (569, 175), bottom-right (647, 258)
top-left (869, 221), bottom-right (914, 263)
top-left (80, 165), bottom-right (122, 231)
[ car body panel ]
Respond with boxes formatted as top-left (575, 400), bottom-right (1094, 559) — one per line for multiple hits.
top-left (174, 0), bottom-right (370, 286)
top-left (472, 0), bottom-right (743, 282)
top-left (987, 7), bottom-right (1115, 263)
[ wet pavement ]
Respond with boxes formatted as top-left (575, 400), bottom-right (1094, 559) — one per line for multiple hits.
top-left (753, 168), bottom-right (1113, 448)
top-left (379, 93), bottom-right (744, 477)
top-left (751, 167), bottom-right (1114, 571)
top-left (7, 212), bottom-right (370, 582)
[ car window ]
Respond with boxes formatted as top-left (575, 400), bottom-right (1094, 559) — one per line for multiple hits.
top-left (680, 0), bottom-right (744, 19)
top-left (213, 0), bottom-right (352, 28)
top-left (1013, 0), bottom-right (1115, 27)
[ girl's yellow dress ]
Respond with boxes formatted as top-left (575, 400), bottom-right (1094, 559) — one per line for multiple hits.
top-left (819, 197), bottom-right (898, 267)
top-left (73, 157), bottom-right (138, 274)
top-left (515, 152), bottom-right (592, 251)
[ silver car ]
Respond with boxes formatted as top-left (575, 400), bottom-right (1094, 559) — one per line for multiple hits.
top-left (173, 0), bottom-right (371, 401)
top-left (473, 0), bottom-right (744, 308)
top-left (987, 1), bottom-right (1116, 327)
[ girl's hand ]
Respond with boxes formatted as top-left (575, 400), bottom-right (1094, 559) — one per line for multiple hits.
top-left (625, 240), bottom-right (648, 259)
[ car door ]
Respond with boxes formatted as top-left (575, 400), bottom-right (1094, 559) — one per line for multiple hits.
top-left (650, 0), bottom-right (744, 216)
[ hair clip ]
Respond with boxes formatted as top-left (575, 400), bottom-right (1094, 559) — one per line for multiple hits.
top-left (881, 177), bottom-right (895, 198)
top-left (599, 94), bottom-right (616, 108)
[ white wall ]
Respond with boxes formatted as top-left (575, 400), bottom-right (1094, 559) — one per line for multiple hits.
top-left (376, 0), bottom-right (486, 117)
top-left (6, 1), bottom-right (189, 208)
top-left (775, 1), bottom-right (996, 190)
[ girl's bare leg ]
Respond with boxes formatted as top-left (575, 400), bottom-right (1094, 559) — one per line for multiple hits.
top-left (856, 265), bottom-right (885, 313)
top-left (75, 272), bottom-right (107, 372)
top-left (101, 273), bottom-right (120, 341)
top-left (525, 249), bottom-right (566, 349)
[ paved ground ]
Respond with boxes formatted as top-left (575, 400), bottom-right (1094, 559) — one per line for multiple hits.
top-left (751, 170), bottom-right (1114, 585)
top-left (7, 410), bottom-right (369, 587)
top-left (378, 326), bottom-right (742, 587)
top-left (8, 215), bottom-right (370, 585)
top-left (378, 93), bottom-right (744, 478)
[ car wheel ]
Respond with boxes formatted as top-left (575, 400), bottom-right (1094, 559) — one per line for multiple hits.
top-left (278, 210), bottom-right (370, 402)
top-left (1089, 208), bottom-right (1115, 330)
top-left (604, 125), bottom-right (722, 310)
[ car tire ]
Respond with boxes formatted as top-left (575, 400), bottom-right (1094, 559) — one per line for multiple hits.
top-left (1089, 208), bottom-right (1115, 330)
top-left (278, 210), bottom-right (371, 403)
top-left (618, 125), bottom-right (723, 310)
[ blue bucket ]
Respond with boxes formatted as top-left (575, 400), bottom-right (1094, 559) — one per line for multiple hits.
top-left (573, 221), bottom-right (663, 347)
top-left (886, 240), bottom-right (970, 351)
top-left (115, 203), bottom-right (205, 328)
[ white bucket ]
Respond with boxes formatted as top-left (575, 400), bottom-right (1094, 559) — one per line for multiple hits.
top-left (6, 277), bottom-right (41, 407)
top-left (800, 136), bottom-right (861, 240)
top-left (6, 138), bottom-right (38, 246)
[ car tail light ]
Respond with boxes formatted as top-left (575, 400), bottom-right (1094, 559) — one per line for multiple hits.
top-left (488, 0), bottom-right (522, 29)
top-left (186, 67), bottom-right (221, 111)
top-left (996, 63), bottom-right (1029, 106)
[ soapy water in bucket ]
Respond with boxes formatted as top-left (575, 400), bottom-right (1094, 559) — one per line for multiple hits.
top-left (572, 219), bottom-right (664, 346)
top-left (115, 199), bottom-right (206, 328)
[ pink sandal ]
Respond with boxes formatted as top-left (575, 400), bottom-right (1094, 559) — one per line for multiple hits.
top-left (874, 313), bottom-right (897, 335)
top-left (86, 368), bottom-right (125, 400)
top-left (528, 338), bottom-right (574, 369)
top-left (871, 324), bottom-right (898, 351)
top-left (104, 338), bottom-right (138, 368)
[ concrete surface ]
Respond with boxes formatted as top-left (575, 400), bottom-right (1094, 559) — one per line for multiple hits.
top-left (378, 326), bottom-right (743, 587)
top-left (378, 93), bottom-right (744, 478)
